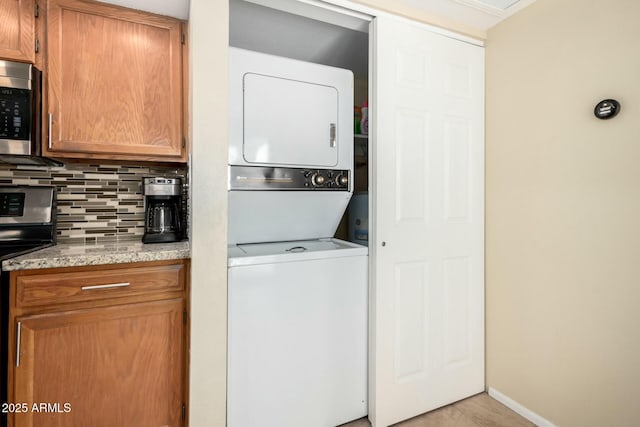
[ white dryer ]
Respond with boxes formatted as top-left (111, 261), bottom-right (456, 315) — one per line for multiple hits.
top-left (228, 47), bottom-right (354, 244)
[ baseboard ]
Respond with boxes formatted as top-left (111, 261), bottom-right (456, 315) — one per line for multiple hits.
top-left (488, 387), bottom-right (556, 427)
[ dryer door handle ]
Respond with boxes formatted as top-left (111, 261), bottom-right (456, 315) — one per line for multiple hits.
top-left (329, 123), bottom-right (336, 148)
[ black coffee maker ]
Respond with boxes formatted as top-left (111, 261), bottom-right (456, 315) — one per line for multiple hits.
top-left (142, 177), bottom-right (184, 243)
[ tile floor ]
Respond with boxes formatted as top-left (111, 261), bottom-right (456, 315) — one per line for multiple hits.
top-left (341, 392), bottom-right (535, 427)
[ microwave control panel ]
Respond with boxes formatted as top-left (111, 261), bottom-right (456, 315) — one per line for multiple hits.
top-left (0, 87), bottom-right (31, 141)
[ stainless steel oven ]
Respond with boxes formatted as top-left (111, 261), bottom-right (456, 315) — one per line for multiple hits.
top-left (0, 186), bottom-right (56, 426)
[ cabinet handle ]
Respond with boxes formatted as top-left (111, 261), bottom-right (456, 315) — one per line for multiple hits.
top-left (15, 322), bottom-right (21, 367)
top-left (329, 123), bottom-right (336, 148)
top-left (47, 113), bottom-right (52, 149)
top-left (81, 282), bottom-right (130, 291)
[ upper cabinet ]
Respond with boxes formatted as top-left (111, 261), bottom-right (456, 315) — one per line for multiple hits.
top-left (43, 0), bottom-right (186, 162)
top-left (0, 0), bottom-right (36, 63)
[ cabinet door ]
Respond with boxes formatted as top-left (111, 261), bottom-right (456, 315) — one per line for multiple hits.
top-left (11, 299), bottom-right (184, 427)
top-left (0, 0), bottom-right (35, 63)
top-left (370, 13), bottom-right (485, 427)
top-left (45, 0), bottom-right (185, 162)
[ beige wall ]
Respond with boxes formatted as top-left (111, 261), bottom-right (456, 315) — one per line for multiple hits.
top-left (486, 0), bottom-right (640, 425)
top-left (188, 0), bottom-right (228, 425)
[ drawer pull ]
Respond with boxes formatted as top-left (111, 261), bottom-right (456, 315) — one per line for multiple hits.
top-left (81, 282), bottom-right (131, 291)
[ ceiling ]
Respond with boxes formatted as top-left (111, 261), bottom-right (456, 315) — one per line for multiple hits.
top-left (394, 0), bottom-right (538, 30)
top-left (99, 0), bottom-right (537, 31)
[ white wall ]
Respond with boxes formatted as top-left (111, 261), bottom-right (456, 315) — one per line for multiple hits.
top-left (188, 0), bottom-right (228, 425)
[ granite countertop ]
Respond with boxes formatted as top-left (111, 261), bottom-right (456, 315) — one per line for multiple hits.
top-left (1, 240), bottom-right (191, 271)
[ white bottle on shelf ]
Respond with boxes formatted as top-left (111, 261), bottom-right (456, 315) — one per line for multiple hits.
top-left (360, 101), bottom-right (368, 135)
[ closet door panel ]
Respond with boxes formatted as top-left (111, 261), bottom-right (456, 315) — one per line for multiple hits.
top-left (370, 13), bottom-right (485, 427)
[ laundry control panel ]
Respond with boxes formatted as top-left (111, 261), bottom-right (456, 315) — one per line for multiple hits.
top-left (229, 166), bottom-right (349, 191)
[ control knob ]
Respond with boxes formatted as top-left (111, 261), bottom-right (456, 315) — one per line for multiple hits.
top-left (312, 173), bottom-right (325, 186)
top-left (336, 174), bottom-right (348, 187)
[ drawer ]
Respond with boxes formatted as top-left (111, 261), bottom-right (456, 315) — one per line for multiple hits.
top-left (14, 263), bottom-right (185, 308)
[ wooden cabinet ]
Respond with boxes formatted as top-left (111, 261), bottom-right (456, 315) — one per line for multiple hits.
top-left (7, 259), bottom-right (189, 427)
top-left (43, 0), bottom-right (186, 162)
top-left (1, 0), bottom-right (187, 162)
top-left (13, 300), bottom-right (183, 427)
top-left (0, 0), bottom-right (35, 63)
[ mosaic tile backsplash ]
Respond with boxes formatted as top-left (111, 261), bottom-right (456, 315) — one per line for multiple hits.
top-left (0, 163), bottom-right (188, 244)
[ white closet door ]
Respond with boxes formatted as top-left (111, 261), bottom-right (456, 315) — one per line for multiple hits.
top-left (370, 13), bottom-right (485, 427)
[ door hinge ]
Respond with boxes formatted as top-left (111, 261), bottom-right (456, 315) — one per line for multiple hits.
top-left (181, 33), bottom-right (185, 45)
top-left (183, 309), bottom-right (187, 325)
top-left (34, 3), bottom-right (39, 17)
top-left (34, 39), bottom-right (39, 53)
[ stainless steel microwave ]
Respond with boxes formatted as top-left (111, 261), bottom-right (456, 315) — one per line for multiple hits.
top-left (0, 60), bottom-right (60, 166)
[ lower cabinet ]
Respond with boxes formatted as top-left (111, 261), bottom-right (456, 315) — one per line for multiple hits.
top-left (7, 260), bottom-right (189, 427)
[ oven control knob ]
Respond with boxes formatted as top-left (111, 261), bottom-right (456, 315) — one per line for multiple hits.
top-left (336, 175), bottom-right (348, 187)
top-left (313, 174), bottom-right (325, 186)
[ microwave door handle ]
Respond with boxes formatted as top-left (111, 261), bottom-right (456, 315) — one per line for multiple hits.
top-left (47, 113), bottom-right (52, 149)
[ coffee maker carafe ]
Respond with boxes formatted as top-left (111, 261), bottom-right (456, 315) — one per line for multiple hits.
top-left (142, 177), bottom-right (184, 243)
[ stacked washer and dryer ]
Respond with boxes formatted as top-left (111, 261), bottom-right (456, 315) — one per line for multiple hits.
top-left (226, 48), bottom-right (368, 427)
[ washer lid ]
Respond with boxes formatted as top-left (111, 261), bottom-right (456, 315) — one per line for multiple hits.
top-left (228, 238), bottom-right (367, 267)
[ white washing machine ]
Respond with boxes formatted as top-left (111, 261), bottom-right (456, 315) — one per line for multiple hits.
top-left (228, 47), bottom-right (354, 244)
top-left (227, 239), bottom-right (368, 427)
top-left (227, 49), bottom-right (367, 427)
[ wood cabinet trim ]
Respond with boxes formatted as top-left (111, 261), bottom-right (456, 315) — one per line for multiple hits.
top-left (45, 0), bottom-right (185, 27)
top-left (10, 259), bottom-right (187, 277)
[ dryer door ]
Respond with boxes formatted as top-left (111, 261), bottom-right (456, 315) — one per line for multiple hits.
top-left (243, 73), bottom-right (339, 167)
